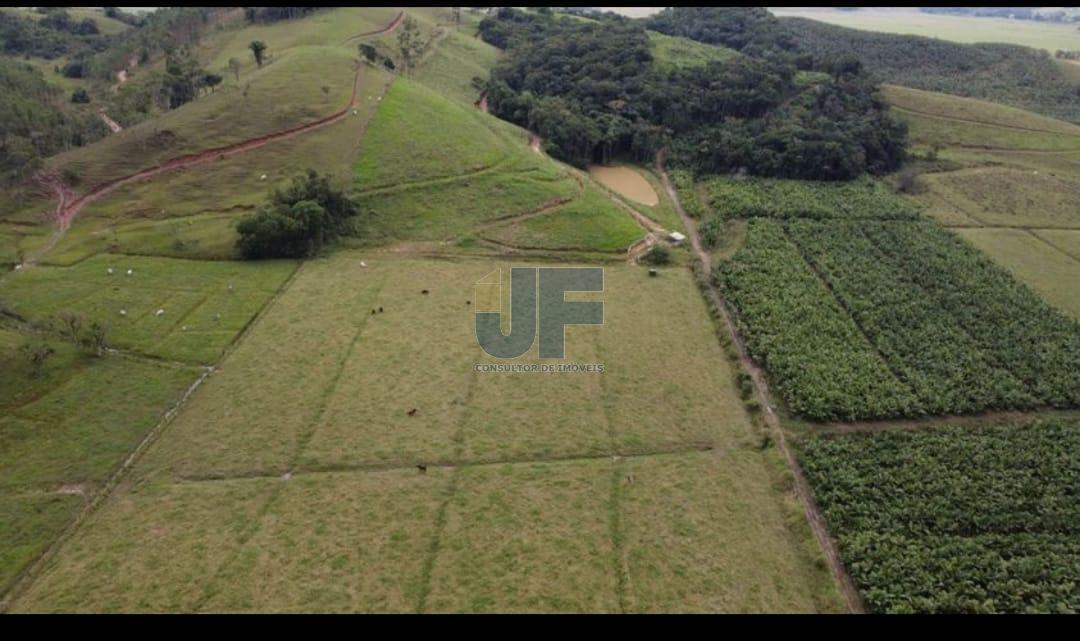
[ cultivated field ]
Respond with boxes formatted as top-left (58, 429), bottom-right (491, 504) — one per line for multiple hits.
top-left (799, 419), bottom-right (1080, 613)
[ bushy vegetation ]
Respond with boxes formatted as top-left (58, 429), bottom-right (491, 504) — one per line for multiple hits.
top-left (0, 9), bottom-right (111, 59)
top-left (782, 17), bottom-right (1080, 123)
top-left (0, 59), bottom-right (106, 182)
top-left (645, 7), bottom-right (801, 64)
top-left (243, 7), bottom-right (321, 24)
top-left (702, 176), bottom-right (919, 220)
top-left (801, 420), bottom-right (1080, 613)
top-left (237, 171), bottom-right (359, 259)
top-left (478, 8), bottom-right (906, 180)
top-left (719, 218), bottom-right (1080, 420)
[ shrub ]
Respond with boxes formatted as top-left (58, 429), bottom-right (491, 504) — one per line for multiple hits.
top-left (641, 244), bottom-right (671, 266)
top-left (70, 88), bottom-right (90, 103)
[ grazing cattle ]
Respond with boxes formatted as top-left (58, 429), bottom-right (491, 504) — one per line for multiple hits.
top-left (407, 408), bottom-right (418, 416)
top-left (378, 307), bottom-right (384, 313)
top-left (421, 289), bottom-right (429, 295)
top-left (416, 464), bottom-right (427, 473)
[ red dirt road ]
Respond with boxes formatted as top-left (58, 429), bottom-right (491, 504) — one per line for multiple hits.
top-left (38, 10), bottom-right (407, 236)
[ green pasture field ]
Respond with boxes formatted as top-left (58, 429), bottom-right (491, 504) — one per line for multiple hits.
top-left (13, 254), bottom-right (843, 612)
top-left (0, 254), bottom-right (295, 364)
top-left (883, 85), bottom-right (1080, 138)
top-left (354, 78), bottom-right (509, 189)
top-left (955, 228), bottom-right (1080, 318)
top-left (1032, 229), bottom-right (1080, 261)
top-left (480, 185), bottom-right (645, 253)
top-left (45, 46), bottom-right (358, 188)
top-left (647, 31), bottom-right (739, 71)
top-left (917, 168), bottom-right (1080, 229)
top-left (0, 321), bottom-right (200, 594)
top-left (413, 25), bottom-right (499, 106)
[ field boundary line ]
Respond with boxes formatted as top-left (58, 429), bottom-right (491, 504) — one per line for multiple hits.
top-left (654, 148), bottom-right (865, 614)
top-left (889, 103), bottom-right (1080, 139)
top-left (173, 442), bottom-right (719, 485)
top-left (810, 407), bottom-right (1080, 434)
top-left (1024, 229), bottom-right (1080, 263)
top-left (414, 469), bottom-right (458, 613)
top-left (0, 363), bottom-right (214, 611)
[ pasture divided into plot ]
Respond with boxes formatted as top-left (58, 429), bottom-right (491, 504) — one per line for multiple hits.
top-left (13, 254), bottom-right (843, 612)
top-left (0, 327), bottom-right (200, 593)
top-left (0, 254), bottom-right (296, 364)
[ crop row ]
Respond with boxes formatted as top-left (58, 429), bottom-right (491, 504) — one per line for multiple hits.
top-left (713, 220), bottom-right (917, 420)
top-left (800, 420), bottom-right (1080, 613)
top-left (787, 220), bottom-right (1034, 415)
top-left (719, 219), bottom-right (1079, 420)
top-left (860, 221), bottom-right (1080, 407)
top-left (703, 176), bottom-right (919, 221)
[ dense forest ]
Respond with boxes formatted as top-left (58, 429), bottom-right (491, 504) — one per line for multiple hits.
top-left (479, 8), bottom-right (906, 181)
top-left (645, 8), bottom-right (1080, 123)
top-left (779, 18), bottom-right (1080, 123)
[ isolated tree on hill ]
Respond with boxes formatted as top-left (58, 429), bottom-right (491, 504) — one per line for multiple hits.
top-left (397, 16), bottom-right (425, 75)
top-left (236, 170), bottom-right (360, 259)
top-left (203, 72), bottom-right (222, 94)
top-left (249, 40), bottom-right (267, 67)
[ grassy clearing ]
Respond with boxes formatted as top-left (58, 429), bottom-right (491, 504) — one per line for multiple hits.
top-left (12, 477), bottom-right (280, 613)
top-left (772, 7), bottom-right (1080, 53)
top-left (954, 228), bottom-right (1080, 318)
top-left (426, 460), bottom-right (616, 613)
top-left (0, 492), bottom-right (83, 595)
top-left (481, 185), bottom-right (644, 253)
top-left (0, 254), bottom-right (295, 364)
top-left (883, 85), bottom-right (1080, 138)
top-left (413, 26), bottom-right (498, 106)
top-left (357, 155), bottom-right (577, 244)
top-left (622, 450), bottom-right (841, 613)
top-left (354, 78), bottom-right (508, 189)
top-left (0, 323), bottom-right (199, 594)
top-left (0, 7), bottom-right (131, 36)
top-left (201, 469), bottom-right (449, 613)
top-left (895, 109), bottom-right (1080, 152)
top-left (1032, 229), bottom-right (1080, 261)
top-left (800, 419), bottom-right (1080, 613)
top-left (919, 168), bottom-right (1080, 228)
top-left (0, 355), bottom-right (197, 490)
top-left (647, 31), bottom-right (739, 71)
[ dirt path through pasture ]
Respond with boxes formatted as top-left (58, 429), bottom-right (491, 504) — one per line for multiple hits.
top-left (343, 10), bottom-right (405, 43)
top-left (655, 148), bottom-right (865, 614)
top-left (98, 110), bottom-right (122, 134)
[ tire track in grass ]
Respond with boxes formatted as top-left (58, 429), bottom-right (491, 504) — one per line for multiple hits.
top-left (654, 148), bottom-right (865, 614)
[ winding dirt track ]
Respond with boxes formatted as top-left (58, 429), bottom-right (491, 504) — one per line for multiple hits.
top-left (655, 148), bottom-right (865, 614)
top-left (37, 10), bottom-right (407, 238)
